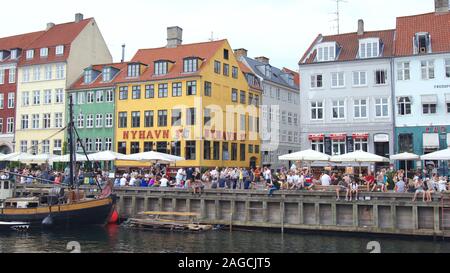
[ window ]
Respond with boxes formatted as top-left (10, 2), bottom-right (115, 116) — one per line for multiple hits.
top-left (145, 85), bottom-right (154, 99)
top-left (354, 139), bottom-right (368, 152)
top-left (240, 91), bottom-right (246, 104)
top-left (52, 139), bottom-right (62, 155)
top-left (421, 60), bottom-right (435, 80)
top-left (21, 115), bottom-right (29, 129)
top-left (85, 92), bottom-right (94, 104)
top-left (33, 66), bottom-right (40, 81)
top-left (359, 40), bottom-right (379, 59)
top-left (20, 141), bottom-right (27, 153)
top-left (397, 62), bottom-right (410, 81)
top-left (185, 141), bottom-right (196, 160)
top-left (94, 90), bottom-right (103, 103)
top-left (204, 81), bottom-right (212, 97)
top-left (0, 70), bottom-right (3, 84)
top-left (249, 93), bottom-right (254, 106)
top-left (240, 144), bottom-right (246, 161)
top-left (0, 118), bottom-right (3, 132)
top-left (26, 50), bottom-right (34, 59)
top-left (204, 141), bottom-right (211, 160)
top-left (240, 114), bottom-right (246, 131)
top-left (446, 60), bottom-right (450, 78)
top-left (331, 72), bottom-right (345, 88)
top-left (415, 33), bottom-right (431, 54)
top-left (118, 142), bottom-right (127, 154)
top-left (353, 71), bottom-right (367, 86)
top-left (332, 140), bottom-right (346, 155)
top-left (32, 114), bottom-right (40, 129)
top-left (86, 115), bottom-right (94, 128)
top-left (158, 83), bottom-right (168, 98)
top-left (157, 142), bottom-right (167, 154)
top-left (106, 89), bottom-right (113, 102)
top-left (187, 81), bottom-right (197, 96)
top-left (399, 134), bottom-right (413, 153)
top-left (354, 99), bottom-right (368, 118)
top-left (312, 140), bottom-right (324, 153)
top-left (158, 110), bottom-right (168, 127)
top-left (311, 101), bottom-right (324, 120)
top-left (56, 64), bottom-right (65, 79)
top-left (8, 69), bottom-right (15, 83)
top-left (232, 66), bottom-right (238, 79)
top-left (30, 140), bottom-right (38, 155)
top-left (423, 104), bottom-right (437, 114)
top-left (398, 97), bottom-right (412, 116)
top-left (204, 108), bottom-right (212, 126)
top-left (105, 138), bottom-right (112, 151)
top-left (186, 108), bottom-right (196, 126)
top-left (311, 74), bottom-right (323, 88)
top-left (316, 44), bottom-right (336, 62)
top-left (43, 113), bottom-right (51, 129)
top-left (231, 89), bottom-right (238, 102)
top-left (293, 114), bottom-right (298, 126)
top-left (223, 64), bottom-right (229, 76)
top-left (55, 89), bottom-right (64, 104)
top-left (84, 70), bottom-right (93, 84)
top-left (171, 109), bottom-right (182, 126)
top-left (55, 113), bottom-right (63, 128)
top-left (170, 142), bottom-right (181, 156)
top-left (375, 98), bottom-right (389, 117)
top-left (172, 82), bottom-right (182, 97)
top-left (41, 140), bottom-right (50, 154)
top-left (6, 118), bottom-right (14, 133)
top-left (7, 93), bottom-right (14, 109)
top-left (132, 86), bottom-right (141, 100)
top-left (119, 87), bottom-right (128, 100)
top-left (447, 102), bottom-right (450, 113)
top-left (222, 142), bottom-right (229, 160)
top-left (33, 90), bottom-right (40, 105)
top-left (95, 139), bottom-right (103, 152)
top-left (128, 64), bottom-right (140, 77)
top-left (214, 61), bottom-right (221, 74)
top-left (375, 70), bottom-right (387, 85)
top-left (332, 100), bottom-right (345, 119)
top-left (0, 94), bottom-right (3, 109)
top-left (224, 49), bottom-right (229, 60)
top-left (213, 142), bottom-right (220, 160)
top-left (281, 111), bottom-right (287, 124)
top-left (96, 114), bottom-right (103, 128)
top-left (103, 67), bottom-right (112, 82)
top-left (144, 111), bottom-right (154, 127)
top-left (118, 112), bottom-right (127, 128)
top-left (77, 92), bottom-right (84, 105)
top-left (56, 45), bottom-right (64, 55)
top-left (42, 65), bottom-right (52, 81)
top-left (231, 143), bottom-right (238, 161)
top-left (183, 58), bottom-right (198, 73)
top-left (105, 113), bottom-right (113, 128)
top-left (287, 112), bottom-right (293, 125)
top-left (10, 50), bottom-right (17, 60)
top-left (22, 92), bottom-right (29, 107)
top-left (154, 61), bottom-right (168, 75)
top-left (22, 68), bottom-right (30, 82)
top-left (144, 142), bottom-right (154, 152)
top-left (77, 113), bottom-right (84, 128)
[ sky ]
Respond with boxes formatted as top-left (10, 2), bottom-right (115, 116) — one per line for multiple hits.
top-left (0, 0), bottom-right (436, 70)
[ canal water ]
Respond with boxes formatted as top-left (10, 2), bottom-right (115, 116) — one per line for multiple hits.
top-left (0, 225), bottom-right (450, 253)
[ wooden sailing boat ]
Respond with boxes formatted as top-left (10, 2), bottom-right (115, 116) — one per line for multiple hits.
top-left (0, 96), bottom-right (116, 231)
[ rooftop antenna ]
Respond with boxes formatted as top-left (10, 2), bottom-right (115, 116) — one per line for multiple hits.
top-left (331, 0), bottom-right (347, 34)
top-left (121, 44), bottom-right (126, 63)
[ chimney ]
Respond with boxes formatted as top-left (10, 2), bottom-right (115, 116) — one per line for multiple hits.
top-left (435, 0), bottom-right (449, 13)
top-left (75, 13), bottom-right (84, 23)
top-left (121, 44), bottom-right (126, 63)
top-left (255, 56), bottom-right (270, 64)
top-left (46, 22), bottom-right (55, 31)
top-left (234, 48), bottom-right (248, 60)
top-left (357, 19), bottom-right (364, 36)
top-left (167, 26), bottom-right (183, 48)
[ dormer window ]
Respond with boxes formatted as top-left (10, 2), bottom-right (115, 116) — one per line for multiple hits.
top-left (103, 67), bottom-right (112, 82)
top-left (414, 32), bottom-right (431, 55)
top-left (316, 42), bottom-right (337, 62)
top-left (183, 58), bottom-right (198, 73)
top-left (288, 74), bottom-right (294, 86)
top-left (265, 66), bottom-right (271, 78)
top-left (40, 48), bottom-right (48, 58)
top-left (56, 45), bottom-right (64, 56)
top-left (26, 50), bottom-right (34, 60)
top-left (154, 61), bottom-right (168, 75)
top-left (359, 38), bottom-right (380, 59)
top-left (0, 51), bottom-right (3, 61)
top-left (84, 69), bottom-right (93, 84)
top-left (128, 63), bottom-right (140, 78)
top-left (10, 49), bottom-right (18, 60)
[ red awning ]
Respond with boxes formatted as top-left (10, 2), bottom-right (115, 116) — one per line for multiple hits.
top-left (330, 133), bottom-right (347, 141)
top-left (309, 134), bottom-right (325, 141)
top-left (352, 133), bottom-right (369, 140)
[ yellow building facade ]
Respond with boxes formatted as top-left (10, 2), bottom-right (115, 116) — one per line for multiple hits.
top-left (115, 36), bottom-right (261, 169)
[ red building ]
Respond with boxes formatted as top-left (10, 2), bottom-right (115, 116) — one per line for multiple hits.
top-left (0, 32), bottom-right (44, 154)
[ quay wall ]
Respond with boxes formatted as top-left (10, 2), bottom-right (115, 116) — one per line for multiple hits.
top-left (12, 185), bottom-right (450, 238)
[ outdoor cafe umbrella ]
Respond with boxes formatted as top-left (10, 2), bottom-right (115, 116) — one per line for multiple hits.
top-left (390, 152), bottom-right (420, 179)
top-left (279, 149), bottom-right (331, 170)
top-left (331, 151), bottom-right (390, 175)
top-left (52, 153), bottom-right (90, 163)
top-left (21, 153), bottom-right (56, 164)
top-left (121, 151), bottom-right (184, 164)
top-left (86, 151), bottom-right (126, 161)
top-left (421, 148), bottom-right (450, 161)
top-left (2, 152), bottom-right (35, 162)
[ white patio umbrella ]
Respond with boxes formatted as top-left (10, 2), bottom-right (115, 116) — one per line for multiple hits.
top-left (86, 151), bottom-right (126, 161)
top-left (52, 153), bottom-right (90, 163)
top-left (390, 152), bottom-right (420, 179)
top-left (331, 151), bottom-right (390, 174)
top-left (122, 151), bottom-right (184, 164)
top-left (279, 149), bottom-right (331, 171)
top-left (21, 154), bottom-right (56, 164)
top-left (2, 153), bottom-right (35, 162)
top-left (421, 148), bottom-right (450, 161)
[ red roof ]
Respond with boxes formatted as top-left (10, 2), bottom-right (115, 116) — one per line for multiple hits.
top-left (0, 31), bottom-right (45, 64)
top-left (282, 67), bottom-right (301, 87)
top-left (300, 30), bottom-right (395, 64)
top-left (19, 18), bottom-right (92, 66)
top-left (69, 62), bottom-right (128, 90)
top-left (395, 12), bottom-right (450, 56)
top-left (114, 39), bottom-right (227, 83)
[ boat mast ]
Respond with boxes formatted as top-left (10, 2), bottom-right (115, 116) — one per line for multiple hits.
top-left (68, 95), bottom-right (75, 189)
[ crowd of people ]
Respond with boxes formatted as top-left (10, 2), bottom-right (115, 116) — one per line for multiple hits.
top-left (1, 164), bottom-right (449, 203)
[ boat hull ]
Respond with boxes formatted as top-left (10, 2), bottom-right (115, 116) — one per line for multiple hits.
top-left (0, 196), bottom-right (116, 229)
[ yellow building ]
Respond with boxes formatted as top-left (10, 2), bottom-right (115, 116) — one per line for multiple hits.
top-left (115, 27), bottom-right (261, 169)
top-left (15, 14), bottom-right (112, 155)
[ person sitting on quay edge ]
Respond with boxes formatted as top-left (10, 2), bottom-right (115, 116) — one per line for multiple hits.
top-left (348, 178), bottom-right (359, 202)
top-left (412, 178), bottom-right (426, 202)
top-left (268, 175), bottom-right (281, 197)
top-left (364, 171), bottom-right (375, 192)
top-left (336, 174), bottom-right (350, 202)
top-left (394, 177), bottom-right (406, 193)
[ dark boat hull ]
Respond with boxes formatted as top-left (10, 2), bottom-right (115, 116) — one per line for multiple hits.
top-left (0, 196), bottom-right (116, 229)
